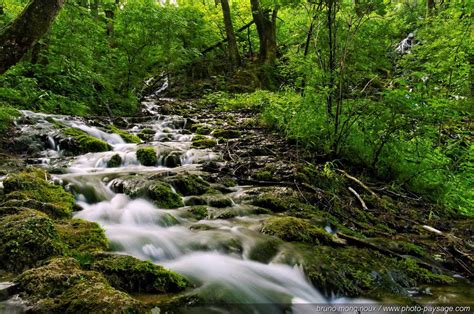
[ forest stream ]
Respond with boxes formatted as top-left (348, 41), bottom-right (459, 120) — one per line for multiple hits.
top-left (0, 96), bottom-right (472, 313)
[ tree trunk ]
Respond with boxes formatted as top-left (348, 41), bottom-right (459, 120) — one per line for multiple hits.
top-left (326, 0), bottom-right (336, 117)
top-left (91, 0), bottom-right (99, 17)
top-left (427, 0), bottom-right (435, 14)
top-left (220, 0), bottom-right (241, 67)
top-left (249, 0), bottom-right (277, 65)
top-left (0, 0), bottom-right (65, 74)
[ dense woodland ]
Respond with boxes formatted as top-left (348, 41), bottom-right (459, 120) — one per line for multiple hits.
top-left (0, 0), bottom-right (473, 310)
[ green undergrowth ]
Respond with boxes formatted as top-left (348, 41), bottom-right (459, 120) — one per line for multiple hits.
top-left (204, 90), bottom-right (473, 216)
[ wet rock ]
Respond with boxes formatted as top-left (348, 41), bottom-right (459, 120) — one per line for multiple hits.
top-left (261, 216), bottom-right (334, 245)
top-left (2, 168), bottom-right (75, 218)
top-left (192, 135), bottom-right (217, 149)
top-left (107, 125), bottom-right (141, 144)
top-left (162, 151), bottom-right (181, 168)
top-left (299, 244), bottom-right (455, 298)
top-left (188, 206), bottom-right (208, 220)
top-left (138, 128), bottom-right (156, 141)
top-left (208, 197), bottom-right (233, 208)
top-left (247, 238), bottom-right (282, 263)
top-left (184, 196), bottom-right (207, 206)
top-left (148, 181), bottom-right (184, 209)
top-left (61, 128), bottom-right (111, 154)
top-left (190, 124), bottom-right (212, 135)
top-left (15, 258), bottom-right (143, 313)
top-left (136, 147), bottom-right (158, 166)
top-left (165, 174), bottom-right (210, 196)
top-left (212, 129), bottom-right (241, 139)
top-left (0, 209), bottom-right (64, 273)
top-left (55, 218), bottom-right (109, 255)
top-left (107, 153), bottom-right (122, 168)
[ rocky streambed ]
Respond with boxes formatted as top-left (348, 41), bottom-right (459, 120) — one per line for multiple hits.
top-left (0, 97), bottom-right (472, 312)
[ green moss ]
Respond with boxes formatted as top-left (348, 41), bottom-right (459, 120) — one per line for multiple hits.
top-left (262, 216), bottom-right (334, 245)
top-left (254, 170), bottom-right (273, 181)
top-left (188, 206), bottom-right (208, 220)
top-left (15, 257), bottom-right (143, 313)
top-left (192, 135), bottom-right (217, 149)
top-left (138, 128), bottom-right (156, 141)
top-left (3, 168), bottom-right (75, 218)
top-left (212, 128), bottom-right (241, 139)
top-left (208, 197), bottom-right (233, 208)
top-left (251, 193), bottom-right (312, 213)
top-left (166, 174), bottom-right (210, 196)
top-left (247, 238), bottom-right (281, 263)
top-left (107, 125), bottom-right (141, 144)
top-left (63, 128), bottom-right (111, 153)
top-left (191, 124), bottom-right (212, 135)
top-left (107, 153), bottom-right (122, 168)
top-left (300, 245), bottom-right (454, 298)
top-left (0, 209), bottom-right (64, 273)
top-left (148, 182), bottom-right (184, 209)
top-left (136, 147), bottom-right (158, 166)
top-left (220, 176), bottom-right (237, 187)
top-left (55, 218), bottom-right (108, 255)
top-left (88, 253), bottom-right (188, 294)
top-left (184, 196), bottom-right (207, 206)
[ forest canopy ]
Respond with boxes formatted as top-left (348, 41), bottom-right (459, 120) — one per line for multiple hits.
top-left (0, 0), bottom-right (472, 215)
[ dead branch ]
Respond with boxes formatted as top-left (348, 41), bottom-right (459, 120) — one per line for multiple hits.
top-left (348, 186), bottom-right (368, 210)
top-left (337, 169), bottom-right (379, 199)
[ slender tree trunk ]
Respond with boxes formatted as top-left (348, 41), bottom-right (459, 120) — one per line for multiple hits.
top-left (220, 0), bottom-right (241, 67)
top-left (326, 0), bottom-right (336, 117)
top-left (427, 0), bottom-right (435, 15)
top-left (91, 0), bottom-right (99, 17)
top-left (249, 0), bottom-right (277, 65)
top-left (0, 0), bottom-right (65, 74)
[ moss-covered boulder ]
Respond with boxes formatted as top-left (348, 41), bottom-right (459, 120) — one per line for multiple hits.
top-left (190, 124), bottom-right (212, 135)
top-left (261, 216), bottom-right (334, 245)
top-left (148, 181), bottom-right (184, 209)
top-left (55, 218), bottom-right (109, 255)
top-left (15, 257), bottom-right (143, 313)
top-left (0, 209), bottom-right (64, 273)
top-left (136, 147), bottom-right (158, 166)
top-left (184, 196), bottom-right (207, 206)
top-left (188, 206), bottom-right (208, 220)
top-left (63, 128), bottom-right (111, 154)
top-left (192, 135), bottom-right (217, 149)
top-left (212, 129), bottom-right (241, 139)
top-left (208, 197), bottom-right (233, 208)
top-left (299, 244), bottom-right (454, 298)
top-left (162, 151), bottom-right (182, 168)
top-left (107, 125), bottom-right (141, 144)
top-left (107, 153), bottom-right (122, 168)
top-left (165, 174), bottom-right (210, 196)
top-left (3, 168), bottom-right (75, 218)
top-left (251, 193), bottom-right (311, 213)
top-left (138, 128), bottom-right (156, 141)
top-left (87, 253), bottom-right (187, 294)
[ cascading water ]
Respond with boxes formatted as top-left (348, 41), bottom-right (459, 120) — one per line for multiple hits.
top-left (2, 104), bottom-right (351, 312)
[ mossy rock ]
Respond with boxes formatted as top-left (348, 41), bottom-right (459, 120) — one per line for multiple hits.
top-left (165, 174), bottom-right (210, 196)
top-left (148, 181), bottom-right (184, 209)
top-left (208, 197), bottom-right (233, 208)
top-left (262, 216), bottom-right (334, 245)
top-left (107, 153), bottom-right (122, 168)
top-left (254, 170), bottom-right (273, 181)
top-left (3, 168), bottom-right (75, 218)
top-left (0, 199), bottom-right (69, 220)
top-left (136, 147), bottom-right (158, 166)
top-left (251, 193), bottom-right (311, 213)
top-left (87, 253), bottom-right (188, 294)
top-left (212, 129), bottom-right (241, 139)
top-left (63, 128), bottom-right (112, 154)
top-left (247, 238), bottom-right (281, 263)
top-left (15, 257), bottom-right (143, 313)
top-left (0, 209), bottom-right (64, 273)
top-left (184, 196), bottom-right (207, 206)
top-left (191, 124), bottom-right (212, 135)
top-left (192, 135), bottom-right (217, 149)
top-left (55, 218), bottom-right (109, 255)
top-left (219, 176), bottom-right (237, 187)
top-left (162, 151), bottom-right (182, 168)
top-left (138, 128), bottom-right (156, 141)
top-left (107, 125), bottom-right (141, 144)
top-left (299, 244), bottom-right (455, 298)
top-left (188, 206), bottom-right (208, 220)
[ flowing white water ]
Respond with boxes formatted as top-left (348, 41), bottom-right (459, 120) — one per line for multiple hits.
top-left (12, 106), bottom-right (333, 310)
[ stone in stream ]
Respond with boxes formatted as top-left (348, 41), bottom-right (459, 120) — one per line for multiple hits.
top-left (107, 153), bottom-right (122, 168)
top-left (136, 146), bottom-right (158, 166)
top-left (164, 174), bottom-right (210, 196)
